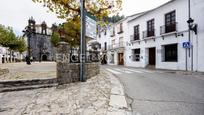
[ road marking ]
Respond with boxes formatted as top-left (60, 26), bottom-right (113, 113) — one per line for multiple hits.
top-left (124, 68), bottom-right (143, 73)
top-left (113, 68), bottom-right (133, 74)
top-left (139, 70), bottom-right (154, 73)
top-left (106, 68), bottom-right (122, 75)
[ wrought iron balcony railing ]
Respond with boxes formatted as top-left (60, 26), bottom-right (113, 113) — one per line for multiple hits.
top-left (108, 42), bottom-right (125, 50)
top-left (130, 34), bottom-right (140, 41)
top-left (160, 22), bottom-right (177, 35)
top-left (143, 30), bottom-right (155, 38)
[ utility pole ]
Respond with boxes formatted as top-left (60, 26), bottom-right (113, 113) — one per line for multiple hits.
top-left (80, 0), bottom-right (86, 82)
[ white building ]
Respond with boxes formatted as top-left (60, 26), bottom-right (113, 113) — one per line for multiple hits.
top-left (97, 0), bottom-right (204, 72)
top-left (97, 14), bottom-right (143, 65)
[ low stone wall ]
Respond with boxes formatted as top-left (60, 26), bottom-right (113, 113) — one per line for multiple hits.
top-left (56, 42), bottom-right (100, 85)
top-left (0, 68), bottom-right (9, 76)
top-left (57, 62), bottom-right (100, 84)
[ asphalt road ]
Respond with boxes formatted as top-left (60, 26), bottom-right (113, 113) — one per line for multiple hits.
top-left (103, 65), bottom-right (204, 115)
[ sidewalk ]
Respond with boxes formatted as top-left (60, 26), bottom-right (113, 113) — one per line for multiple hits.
top-left (0, 70), bottom-right (130, 115)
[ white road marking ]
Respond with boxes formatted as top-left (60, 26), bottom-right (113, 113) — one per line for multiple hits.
top-left (139, 70), bottom-right (154, 73)
top-left (114, 68), bottom-right (133, 74)
top-left (106, 68), bottom-right (122, 75)
top-left (124, 68), bottom-right (143, 73)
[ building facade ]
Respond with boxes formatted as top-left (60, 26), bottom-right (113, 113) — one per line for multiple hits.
top-left (97, 0), bottom-right (204, 72)
top-left (25, 17), bottom-right (55, 61)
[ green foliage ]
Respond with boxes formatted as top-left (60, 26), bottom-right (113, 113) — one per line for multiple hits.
top-left (109, 14), bottom-right (125, 23)
top-left (62, 18), bottom-right (80, 47)
top-left (51, 32), bottom-right (60, 47)
top-left (0, 24), bottom-right (27, 53)
top-left (16, 37), bottom-right (27, 53)
top-left (32, 0), bottom-right (122, 21)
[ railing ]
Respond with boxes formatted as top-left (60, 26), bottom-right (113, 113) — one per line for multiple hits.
top-left (143, 30), bottom-right (155, 38)
top-left (160, 22), bottom-right (177, 35)
top-left (117, 30), bottom-right (124, 34)
top-left (110, 32), bottom-right (115, 37)
top-left (108, 42), bottom-right (125, 50)
top-left (69, 49), bottom-right (100, 63)
top-left (130, 34), bottom-right (140, 41)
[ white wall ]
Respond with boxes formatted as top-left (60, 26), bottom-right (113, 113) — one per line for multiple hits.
top-left (191, 0), bottom-right (204, 72)
top-left (96, 0), bottom-right (204, 72)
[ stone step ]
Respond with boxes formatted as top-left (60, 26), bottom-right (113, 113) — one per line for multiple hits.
top-left (0, 83), bottom-right (57, 93)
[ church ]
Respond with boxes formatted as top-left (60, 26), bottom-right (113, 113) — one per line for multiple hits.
top-left (24, 17), bottom-right (56, 61)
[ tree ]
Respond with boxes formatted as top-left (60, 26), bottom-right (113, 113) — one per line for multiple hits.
top-left (62, 18), bottom-right (80, 47)
top-left (109, 14), bottom-right (125, 23)
top-left (32, 0), bottom-right (122, 21)
top-left (16, 37), bottom-right (27, 54)
top-left (51, 32), bottom-right (60, 47)
top-left (0, 24), bottom-right (27, 62)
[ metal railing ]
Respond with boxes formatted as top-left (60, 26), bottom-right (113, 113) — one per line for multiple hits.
top-left (160, 22), bottom-right (177, 35)
top-left (130, 34), bottom-right (140, 41)
top-left (108, 42), bottom-right (125, 50)
top-left (143, 30), bottom-right (155, 38)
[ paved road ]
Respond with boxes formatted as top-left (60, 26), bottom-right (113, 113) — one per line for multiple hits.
top-left (103, 65), bottom-right (204, 115)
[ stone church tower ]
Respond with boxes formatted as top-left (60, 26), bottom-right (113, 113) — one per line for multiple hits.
top-left (26, 17), bottom-right (55, 61)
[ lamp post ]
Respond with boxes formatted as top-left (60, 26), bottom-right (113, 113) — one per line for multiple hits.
top-left (186, 0), bottom-right (198, 71)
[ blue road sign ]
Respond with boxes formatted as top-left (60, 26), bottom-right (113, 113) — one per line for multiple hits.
top-left (183, 42), bottom-right (191, 48)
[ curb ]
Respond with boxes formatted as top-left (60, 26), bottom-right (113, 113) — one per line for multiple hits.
top-left (106, 71), bottom-right (132, 115)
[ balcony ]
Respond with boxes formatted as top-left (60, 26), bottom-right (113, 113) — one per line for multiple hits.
top-left (143, 30), bottom-right (155, 39)
top-left (117, 29), bottom-right (124, 34)
top-left (108, 42), bottom-right (125, 50)
top-left (130, 34), bottom-right (140, 41)
top-left (160, 22), bottom-right (177, 35)
top-left (110, 33), bottom-right (115, 37)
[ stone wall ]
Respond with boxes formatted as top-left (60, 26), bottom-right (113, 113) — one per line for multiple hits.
top-left (56, 42), bottom-right (100, 85)
top-left (57, 62), bottom-right (100, 84)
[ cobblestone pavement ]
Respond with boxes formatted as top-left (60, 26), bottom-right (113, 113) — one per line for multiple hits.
top-left (0, 70), bottom-right (113, 115)
top-left (0, 62), bottom-right (56, 81)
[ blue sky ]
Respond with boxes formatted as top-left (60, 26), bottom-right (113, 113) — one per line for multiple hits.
top-left (0, 0), bottom-right (170, 36)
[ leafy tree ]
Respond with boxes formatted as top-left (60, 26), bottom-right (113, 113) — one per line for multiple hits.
top-left (51, 32), bottom-right (60, 47)
top-left (32, 0), bottom-right (122, 21)
top-left (109, 14), bottom-right (125, 23)
top-left (62, 18), bottom-right (80, 47)
top-left (0, 24), bottom-right (27, 62)
top-left (16, 37), bottom-right (27, 54)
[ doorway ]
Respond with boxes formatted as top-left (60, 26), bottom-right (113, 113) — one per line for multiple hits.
top-left (149, 47), bottom-right (156, 65)
top-left (118, 53), bottom-right (124, 65)
top-left (42, 55), bottom-right (48, 61)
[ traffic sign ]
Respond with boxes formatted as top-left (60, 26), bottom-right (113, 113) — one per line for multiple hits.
top-left (182, 42), bottom-right (191, 48)
top-left (85, 12), bottom-right (96, 39)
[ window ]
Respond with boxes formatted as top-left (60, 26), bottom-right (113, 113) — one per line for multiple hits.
top-left (111, 39), bottom-right (115, 49)
top-left (133, 25), bottom-right (140, 40)
top-left (118, 23), bottom-right (123, 34)
top-left (110, 54), bottom-right (114, 63)
top-left (132, 49), bottom-right (140, 62)
top-left (147, 19), bottom-right (155, 37)
top-left (104, 42), bottom-right (107, 50)
top-left (165, 11), bottom-right (176, 33)
top-left (164, 44), bottom-right (178, 62)
top-left (111, 27), bottom-right (115, 37)
top-left (104, 29), bottom-right (107, 35)
top-left (119, 37), bottom-right (123, 47)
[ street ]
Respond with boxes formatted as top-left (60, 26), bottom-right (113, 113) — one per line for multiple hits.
top-left (103, 65), bottom-right (204, 115)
